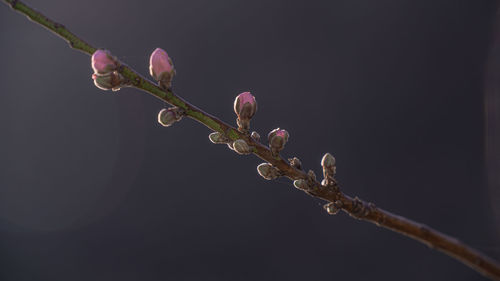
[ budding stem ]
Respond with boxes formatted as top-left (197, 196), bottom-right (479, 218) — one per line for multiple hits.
top-left (3, 1), bottom-right (500, 279)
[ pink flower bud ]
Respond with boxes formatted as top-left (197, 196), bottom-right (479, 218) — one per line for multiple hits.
top-left (234, 92), bottom-right (257, 119)
top-left (149, 48), bottom-right (175, 89)
top-left (275, 130), bottom-right (287, 139)
top-left (268, 128), bottom-right (289, 156)
top-left (234, 92), bottom-right (257, 131)
top-left (91, 50), bottom-right (117, 74)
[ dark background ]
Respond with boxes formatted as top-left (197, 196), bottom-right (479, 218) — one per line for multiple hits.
top-left (1, 0), bottom-right (499, 280)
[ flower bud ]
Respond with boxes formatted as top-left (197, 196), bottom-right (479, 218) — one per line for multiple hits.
top-left (321, 153), bottom-right (336, 169)
top-left (209, 132), bottom-right (228, 144)
top-left (149, 48), bottom-right (175, 89)
top-left (293, 179), bottom-right (309, 190)
top-left (232, 139), bottom-right (252, 155)
top-left (322, 178), bottom-right (338, 189)
top-left (91, 50), bottom-right (117, 74)
top-left (289, 157), bottom-right (302, 170)
top-left (234, 92), bottom-right (257, 131)
top-left (323, 203), bottom-right (340, 215)
top-left (321, 152), bottom-right (336, 182)
top-left (257, 163), bottom-right (280, 180)
top-left (158, 107), bottom-right (184, 127)
top-left (234, 92), bottom-right (257, 119)
top-left (92, 71), bottom-right (124, 91)
top-left (307, 169), bottom-right (317, 182)
top-left (305, 170), bottom-right (319, 190)
top-left (268, 128), bottom-right (289, 156)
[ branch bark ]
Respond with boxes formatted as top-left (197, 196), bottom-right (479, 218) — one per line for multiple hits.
top-left (3, 0), bottom-right (500, 279)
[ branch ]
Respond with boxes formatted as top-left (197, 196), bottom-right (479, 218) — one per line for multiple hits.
top-left (3, 0), bottom-right (500, 279)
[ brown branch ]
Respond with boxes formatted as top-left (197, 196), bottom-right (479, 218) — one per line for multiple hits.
top-left (316, 190), bottom-right (500, 280)
top-left (3, 0), bottom-right (500, 279)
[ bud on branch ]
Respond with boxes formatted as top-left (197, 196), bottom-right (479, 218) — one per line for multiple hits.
top-left (234, 92), bottom-right (257, 132)
top-left (150, 48), bottom-right (175, 89)
top-left (91, 50), bottom-right (126, 91)
top-left (268, 128), bottom-right (289, 157)
top-left (158, 107), bottom-right (184, 127)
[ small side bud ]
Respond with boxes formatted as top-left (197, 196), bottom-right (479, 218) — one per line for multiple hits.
top-left (294, 171), bottom-right (317, 191)
top-left (257, 163), bottom-right (280, 180)
top-left (158, 107), bottom-right (184, 127)
top-left (289, 157), bottom-right (302, 170)
top-left (92, 71), bottom-right (125, 91)
top-left (293, 179), bottom-right (309, 190)
top-left (158, 108), bottom-right (176, 127)
top-left (149, 48), bottom-right (175, 89)
top-left (323, 203), bottom-right (340, 215)
top-left (91, 50), bottom-right (117, 74)
top-left (234, 92), bottom-right (257, 132)
top-left (268, 128), bottom-right (289, 156)
top-left (306, 170), bottom-right (319, 191)
top-left (251, 131), bottom-right (260, 141)
top-left (232, 139), bottom-right (252, 155)
top-left (209, 132), bottom-right (228, 144)
top-left (307, 170), bottom-right (317, 182)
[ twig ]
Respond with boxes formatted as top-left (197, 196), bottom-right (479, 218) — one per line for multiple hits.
top-left (3, 0), bottom-right (500, 279)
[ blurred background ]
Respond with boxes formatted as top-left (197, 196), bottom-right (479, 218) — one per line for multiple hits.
top-left (1, 0), bottom-right (499, 280)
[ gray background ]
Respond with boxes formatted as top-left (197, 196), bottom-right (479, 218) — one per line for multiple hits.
top-left (1, 0), bottom-right (499, 280)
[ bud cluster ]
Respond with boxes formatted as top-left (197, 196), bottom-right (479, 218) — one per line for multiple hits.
top-left (91, 50), bottom-right (126, 91)
top-left (89, 47), bottom-right (341, 202)
top-left (293, 170), bottom-right (317, 191)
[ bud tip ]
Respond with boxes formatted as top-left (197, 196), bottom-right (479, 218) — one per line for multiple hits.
top-left (321, 153), bottom-right (336, 168)
top-left (91, 49), bottom-right (116, 74)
